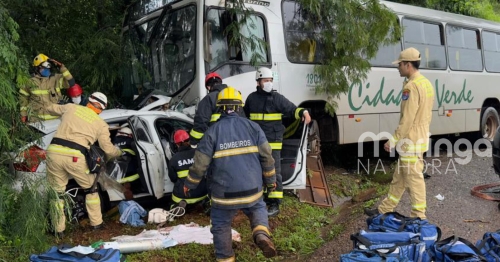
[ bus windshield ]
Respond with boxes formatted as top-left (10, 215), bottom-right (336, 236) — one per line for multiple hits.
top-left (122, 4), bottom-right (196, 103)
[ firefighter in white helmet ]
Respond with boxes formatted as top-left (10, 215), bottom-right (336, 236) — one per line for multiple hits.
top-left (113, 126), bottom-right (142, 200)
top-left (19, 53), bottom-right (78, 122)
top-left (45, 92), bottom-right (122, 236)
top-left (244, 67), bottom-right (311, 217)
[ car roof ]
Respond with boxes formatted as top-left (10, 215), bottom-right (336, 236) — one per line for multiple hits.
top-left (30, 109), bottom-right (193, 134)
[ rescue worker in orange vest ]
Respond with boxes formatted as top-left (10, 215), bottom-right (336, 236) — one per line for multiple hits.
top-left (168, 129), bottom-right (207, 212)
top-left (45, 92), bottom-right (123, 236)
top-left (186, 87), bottom-right (277, 261)
top-left (364, 47), bottom-right (434, 219)
top-left (67, 83), bottom-right (88, 106)
top-left (19, 54), bottom-right (76, 122)
top-left (244, 67), bottom-right (311, 217)
top-left (189, 72), bottom-right (227, 147)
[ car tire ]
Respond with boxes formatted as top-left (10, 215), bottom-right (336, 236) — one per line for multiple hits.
top-left (481, 107), bottom-right (500, 142)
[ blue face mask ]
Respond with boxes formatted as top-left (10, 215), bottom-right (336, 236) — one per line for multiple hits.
top-left (40, 68), bottom-right (51, 77)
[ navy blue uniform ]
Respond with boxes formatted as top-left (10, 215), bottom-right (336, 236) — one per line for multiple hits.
top-left (244, 87), bottom-right (306, 200)
top-left (186, 112), bottom-right (275, 260)
top-left (168, 145), bottom-right (207, 204)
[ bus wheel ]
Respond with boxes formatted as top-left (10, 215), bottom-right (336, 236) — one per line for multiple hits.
top-left (481, 107), bottom-right (500, 141)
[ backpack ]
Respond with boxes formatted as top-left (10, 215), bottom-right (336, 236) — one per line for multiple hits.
top-left (344, 230), bottom-right (429, 262)
top-left (476, 230), bottom-right (500, 261)
top-left (432, 235), bottom-right (487, 262)
top-left (367, 212), bottom-right (441, 249)
top-left (30, 245), bottom-right (125, 262)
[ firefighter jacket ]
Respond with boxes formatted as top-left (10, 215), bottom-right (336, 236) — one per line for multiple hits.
top-left (189, 84), bottom-right (228, 145)
top-left (244, 87), bottom-right (306, 150)
top-left (45, 103), bottom-right (122, 159)
top-left (113, 136), bottom-right (138, 178)
top-left (186, 112), bottom-right (276, 209)
top-left (19, 65), bottom-right (74, 121)
top-left (391, 71), bottom-right (435, 161)
top-left (169, 146), bottom-right (207, 203)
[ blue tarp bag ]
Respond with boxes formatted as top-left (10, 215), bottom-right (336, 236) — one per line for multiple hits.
top-left (342, 230), bottom-right (429, 262)
top-left (475, 230), bottom-right (500, 261)
top-left (30, 245), bottom-right (125, 262)
top-left (432, 235), bottom-right (486, 262)
top-left (367, 212), bottom-right (441, 249)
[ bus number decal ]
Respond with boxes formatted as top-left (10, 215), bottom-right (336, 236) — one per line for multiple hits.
top-left (306, 73), bottom-right (322, 86)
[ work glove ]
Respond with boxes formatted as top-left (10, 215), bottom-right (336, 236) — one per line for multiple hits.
top-left (48, 58), bottom-right (63, 68)
top-left (21, 116), bottom-right (27, 123)
top-left (266, 182), bottom-right (277, 191)
top-left (58, 95), bottom-right (69, 104)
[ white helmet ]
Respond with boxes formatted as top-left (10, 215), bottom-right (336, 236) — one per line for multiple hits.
top-left (89, 92), bottom-right (108, 109)
top-left (255, 67), bottom-right (273, 81)
top-left (118, 127), bottom-right (133, 136)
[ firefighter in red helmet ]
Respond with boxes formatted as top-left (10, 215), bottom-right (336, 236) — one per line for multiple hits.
top-left (168, 129), bottom-right (208, 212)
top-left (67, 84), bottom-right (88, 106)
top-left (189, 72), bottom-right (228, 147)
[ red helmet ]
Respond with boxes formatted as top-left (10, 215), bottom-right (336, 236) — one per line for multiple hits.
top-left (205, 72), bottom-right (222, 86)
top-left (67, 84), bottom-right (83, 97)
top-left (173, 130), bottom-right (189, 144)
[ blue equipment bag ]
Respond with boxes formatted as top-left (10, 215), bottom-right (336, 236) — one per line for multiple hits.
top-left (341, 230), bottom-right (429, 262)
top-left (367, 212), bottom-right (441, 249)
top-left (30, 245), bottom-right (125, 262)
top-left (432, 235), bottom-right (486, 262)
top-left (476, 230), bottom-right (500, 261)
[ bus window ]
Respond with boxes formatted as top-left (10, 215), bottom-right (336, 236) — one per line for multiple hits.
top-left (282, 0), bottom-right (324, 64)
top-left (150, 5), bottom-right (197, 95)
top-left (206, 8), bottom-right (269, 70)
top-left (483, 31), bottom-right (500, 73)
top-left (446, 25), bottom-right (482, 72)
top-left (403, 18), bottom-right (446, 69)
top-left (369, 25), bottom-right (402, 67)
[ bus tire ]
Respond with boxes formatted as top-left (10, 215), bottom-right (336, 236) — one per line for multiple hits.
top-left (481, 107), bottom-right (500, 142)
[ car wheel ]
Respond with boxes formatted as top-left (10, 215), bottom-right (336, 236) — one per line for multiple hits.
top-left (481, 107), bottom-right (500, 142)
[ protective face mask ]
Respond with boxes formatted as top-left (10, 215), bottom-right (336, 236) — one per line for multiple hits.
top-left (262, 82), bottom-right (273, 92)
top-left (72, 96), bottom-right (82, 104)
top-left (40, 68), bottom-right (51, 77)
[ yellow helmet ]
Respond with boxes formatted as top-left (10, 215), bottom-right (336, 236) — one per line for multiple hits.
top-left (216, 87), bottom-right (243, 107)
top-left (33, 53), bottom-right (49, 66)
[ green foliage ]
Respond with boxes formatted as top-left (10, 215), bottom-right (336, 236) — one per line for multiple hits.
top-left (4, 0), bottom-right (129, 103)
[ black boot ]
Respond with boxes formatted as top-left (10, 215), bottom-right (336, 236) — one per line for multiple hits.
top-left (267, 202), bottom-right (280, 217)
top-left (363, 207), bottom-right (380, 217)
top-left (253, 231), bottom-right (277, 258)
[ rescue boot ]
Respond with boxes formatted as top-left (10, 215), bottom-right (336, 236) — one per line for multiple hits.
top-left (253, 231), bottom-right (277, 258)
top-left (363, 207), bottom-right (380, 217)
top-left (267, 202), bottom-right (280, 217)
top-left (91, 223), bottom-right (104, 231)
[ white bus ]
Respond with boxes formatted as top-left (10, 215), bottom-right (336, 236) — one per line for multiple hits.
top-left (122, 0), bottom-right (500, 145)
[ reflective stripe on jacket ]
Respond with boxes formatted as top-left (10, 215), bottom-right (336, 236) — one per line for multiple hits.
top-left (186, 113), bottom-right (276, 209)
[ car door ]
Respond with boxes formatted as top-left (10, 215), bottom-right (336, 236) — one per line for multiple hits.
top-left (282, 123), bottom-right (309, 189)
top-left (128, 116), bottom-right (165, 199)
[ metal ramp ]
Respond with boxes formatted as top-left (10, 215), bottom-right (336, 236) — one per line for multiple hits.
top-left (296, 121), bottom-right (334, 207)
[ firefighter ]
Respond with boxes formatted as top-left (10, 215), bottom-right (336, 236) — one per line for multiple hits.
top-left (45, 92), bottom-right (123, 236)
top-left (19, 54), bottom-right (77, 122)
top-left (364, 47), bottom-right (434, 219)
top-left (168, 129), bottom-right (208, 212)
top-left (244, 67), bottom-right (311, 217)
top-left (112, 126), bottom-right (140, 200)
top-left (189, 72), bottom-right (227, 147)
top-left (67, 83), bottom-right (88, 106)
top-left (186, 87), bottom-right (277, 261)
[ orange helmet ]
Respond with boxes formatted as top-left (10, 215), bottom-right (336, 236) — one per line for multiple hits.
top-left (205, 72), bottom-right (222, 86)
top-left (173, 130), bottom-right (189, 144)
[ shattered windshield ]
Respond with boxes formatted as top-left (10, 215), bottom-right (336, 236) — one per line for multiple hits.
top-left (122, 4), bottom-right (196, 105)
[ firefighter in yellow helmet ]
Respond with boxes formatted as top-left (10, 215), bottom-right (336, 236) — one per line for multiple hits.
top-left (186, 87), bottom-right (277, 261)
top-left (364, 47), bottom-right (435, 219)
top-left (45, 92), bottom-right (123, 236)
top-left (19, 54), bottom-right (77, 122)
